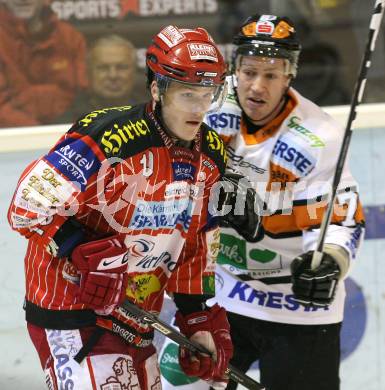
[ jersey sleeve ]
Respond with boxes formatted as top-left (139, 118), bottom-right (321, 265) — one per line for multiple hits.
top-left (291, 128), bottom-right (365, 263)
top-left (7, 119), bottom-right (112, 256)
top-left (262, 116), bottom-right (365, 267)
top-left (294, 155), bottom-right (365, 263)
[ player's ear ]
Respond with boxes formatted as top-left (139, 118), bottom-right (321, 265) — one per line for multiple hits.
top-left (150, 81), bottom-right (160, 102)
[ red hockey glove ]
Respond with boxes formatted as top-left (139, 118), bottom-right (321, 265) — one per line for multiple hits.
top-left (71, 234), bottom-right (129, 316)
top-left (175, 304), bottom-right (233, 389)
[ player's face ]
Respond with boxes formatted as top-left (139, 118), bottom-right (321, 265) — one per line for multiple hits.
top-left (4, 0), bottom-right (44, 19)
top-left (159, 81), bottom-right (217, 141)
top-left (90, 44), bottom-right (136, 100)
top-left (235, 56), bottom-right (290, 125)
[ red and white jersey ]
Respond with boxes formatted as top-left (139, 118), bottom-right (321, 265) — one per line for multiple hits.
top-left (8, 103), bottom-right (226, 331)
top-left (205, 78), bottom-right (365, 325)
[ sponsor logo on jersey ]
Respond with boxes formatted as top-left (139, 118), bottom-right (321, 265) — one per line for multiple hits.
top-left (218, 233), bottom-right (281, 273)
top-left (206, 111), bottom-right (241, 131)
top-left (164, 181), bottom-right (199, 199)
top-left (345, 225), bottom-right (363, 259)
top-left (126, 274), bottom-right (161, 303)
top-left (287, 116), bottom-right (325, 147)
top-left (202, 159), bottom-right (215, 171)
top-left (45, 139), bottom-right (101, 190)
top-left (272, 137), bottom-right (316, 176)
top-left (228, 281), bottom-right (329, 312)
top-left (126, 237), bottom-right (177, 274)
top-left (15, 161), bottom-right (78, 211)
top-left (129, 199), bottom-right (194, 231)
top-left (227, 146), bottom-right (266, 175)
top-left (100, 118), bottom-right (151, 156)
top-left (172, 162), bottom-right (196, 181)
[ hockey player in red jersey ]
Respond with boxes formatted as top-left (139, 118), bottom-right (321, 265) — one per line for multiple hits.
top-left (8, 25), bottom-right (233, 389)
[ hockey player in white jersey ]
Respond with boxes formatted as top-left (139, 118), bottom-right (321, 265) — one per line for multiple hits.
top-left (160, 13), bottom-right (365, 390)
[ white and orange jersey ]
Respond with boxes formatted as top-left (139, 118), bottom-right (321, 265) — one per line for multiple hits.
top-left (205, 78), bottom-right (365, 325)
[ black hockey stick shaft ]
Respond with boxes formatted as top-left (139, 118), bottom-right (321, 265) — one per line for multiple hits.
top-left (311, 0), bottom-right (385, 268)
top-left (120, 299), bottom-right (266, 390)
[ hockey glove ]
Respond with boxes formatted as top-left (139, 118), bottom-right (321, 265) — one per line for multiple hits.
top-left (71, 234), bottom-right (129, 316)
top-left (218, 171), bottom-right (264, 243)
top-left (175, 304), bottom-right (233, 389)
top-left (291, 251), bottom-right (341, 308)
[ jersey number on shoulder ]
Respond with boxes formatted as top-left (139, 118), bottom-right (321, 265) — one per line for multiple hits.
top-left (337, 192), bottom-right (358, 227)
top-left (140, 151), bottom-right (154, 177)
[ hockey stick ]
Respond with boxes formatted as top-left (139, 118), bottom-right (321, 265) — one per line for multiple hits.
top-left (119, 298), bottom-right (266, 390)
top-left (311, 0), bottom-right (385, 268)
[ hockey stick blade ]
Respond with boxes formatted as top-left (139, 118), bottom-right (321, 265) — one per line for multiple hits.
top-left (120, 299), bottom-right (266, 390)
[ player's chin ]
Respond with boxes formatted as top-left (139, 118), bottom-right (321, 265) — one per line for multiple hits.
top-left (181, 122), bottom-right (201, 140)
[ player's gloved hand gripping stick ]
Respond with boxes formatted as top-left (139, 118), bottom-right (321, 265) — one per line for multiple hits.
top-left (311, 0), bottom-right (385, 269)
top-left (119, 298), bottom-right (266, 390)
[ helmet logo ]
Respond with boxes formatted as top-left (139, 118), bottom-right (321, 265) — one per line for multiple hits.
top-left (187, 43), bottom-right (218, 62)
top-left (242, 22), bottom-right (257, 36)
top-left (158, 25), bottom-right (185, 48)
top-left (256, 21), bottom-right (274, 35)
top-left (196, 71), bottom-right (218, 77)
top-left (272, 20), bottom-right (295, 39)
top-left (259, 15), bottom-right (277, 22)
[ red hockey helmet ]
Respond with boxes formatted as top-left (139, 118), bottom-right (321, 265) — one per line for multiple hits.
top-left (146, 25), bottom-right (227, 87)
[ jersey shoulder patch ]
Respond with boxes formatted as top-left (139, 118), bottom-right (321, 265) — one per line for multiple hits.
top-left (69, 104), bottom-right (158, 159)
top-left (201, 124), bottom-right (227, 174)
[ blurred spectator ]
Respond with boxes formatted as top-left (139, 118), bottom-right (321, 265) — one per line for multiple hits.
top-left (0, 0), bottom-right (87, 128)
top-left (59, 35), bottom-right (138, 123)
